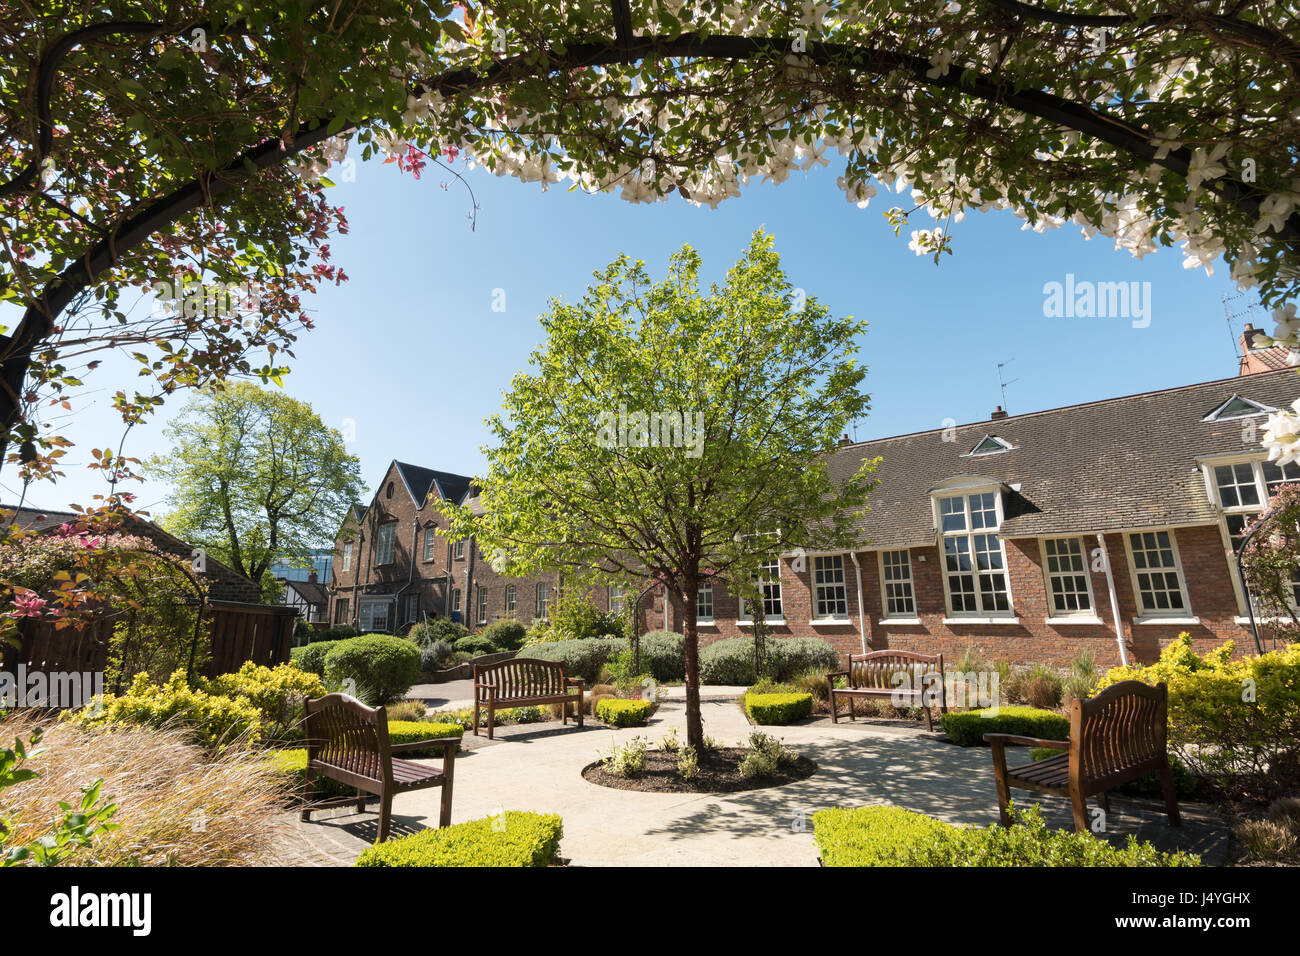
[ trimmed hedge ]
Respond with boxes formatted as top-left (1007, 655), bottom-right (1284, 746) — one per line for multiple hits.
top-left (813, 804), bottom-right (1200, 867)
top-left (635, 631), bottom-right (686, 681)
top-left (746, 692), bottom-right (813, 725)
top-left (324, 635), bottom-right (422, 705)
top-left (700, 636), bottom-right (839, 685)
top-left (354, 811), bottom-right (563, 867)
top-left (292, 639), bottom-right (342, 677)
top-left (522, 638), bottom-right (629, 683)
top-left (595, 698), bottom-right (655, 727)
top-left (482, 620), bottom-right (527, 650)
top-left (264, 748), bottom-right (351, 799)
top-left (939, 706), bottom-right (1070, 747)
top-left (453, 635), bottom-right (496, 656)
top-left (387, 720), bottom-right (464, 755)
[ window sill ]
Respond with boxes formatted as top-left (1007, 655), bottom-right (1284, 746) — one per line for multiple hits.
top-left (738, 619), bottom-right (785, 627)
top-left (810, 617), bottom-right (852, 626)
top-left (878, 617), bottom-right (922, 625)
top-left (1045, 615), bottom-right (1106, 626)
top-left (1233, 616), bottom-right (1296, 625)
top-left (697, 618), bottom-right (717, 627)
top-left (1132, 615), bottom-right (1200, 626)
top-left (941, 616), bottom-right (1021, 626)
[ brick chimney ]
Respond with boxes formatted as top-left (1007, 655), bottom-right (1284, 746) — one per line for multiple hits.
top-left (991, 406), bottom-right (1008, 420)
top-left (308, 571), bottom-right (318, 584)
top-left (1239, 322), bottom-right (1294, 375)
top-left (838, 433), bottom-right (851, 446)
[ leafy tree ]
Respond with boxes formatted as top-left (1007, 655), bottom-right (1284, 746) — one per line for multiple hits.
top-left (438, 231), bottom-right (875, 749)
top-left (4, 3), bottom-right (1299, 494)
top-left (145, 382), bottom-right (361, 587)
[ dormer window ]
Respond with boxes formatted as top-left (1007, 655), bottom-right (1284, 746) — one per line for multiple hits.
top-left (1203, 394), bottom-right (1273, 421)
top-left (966, 435), bottom-right (1014, 457)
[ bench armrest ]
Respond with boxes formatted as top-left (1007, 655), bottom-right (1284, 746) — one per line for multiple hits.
top-left (826, 670), bottom-right (848, 682)
top-left (565, 677), bottom-right (585, 689)
top-left (982, 733), bottom-right (1069, 750)
top-left (391, 737), bottom-right (459, 756)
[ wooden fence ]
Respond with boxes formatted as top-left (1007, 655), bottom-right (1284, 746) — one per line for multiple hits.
top-left (5, 600), bottom-right (298, 691)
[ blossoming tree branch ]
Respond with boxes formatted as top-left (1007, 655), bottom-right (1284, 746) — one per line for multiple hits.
top-left (2, 0), bottom-right (1299, 491)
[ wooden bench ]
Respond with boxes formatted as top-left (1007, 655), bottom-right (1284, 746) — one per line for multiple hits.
top-left (474, 658), bottom-right (584, 740)
top-left (299, 693), bottom-right (455, 843)
top-left (828, 650), bottom-right (948, 731)
top-left (985, 679), bottom-right (1180, 833)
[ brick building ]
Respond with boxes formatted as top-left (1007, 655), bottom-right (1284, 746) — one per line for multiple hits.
top-left (642, 347), bottom-right (1300, 667)
top-left (325, 461), bottom-right (605, 633)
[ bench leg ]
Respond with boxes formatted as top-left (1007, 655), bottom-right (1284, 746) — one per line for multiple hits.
top-left (1159, 762), bottom-right (1181, 827)
top-left (487, 703), bottom-right (495, 741)
top-left (1098, 790), bottom-right (1110, 814)
top-left (1070, 787), bottom-right (1090, 834)
top-left (923, 703), bottom-right (934, 732)
top-left (377, 791), bottom-right (393, 843)
top-left (473, 697), bottom-right (480, 736)
top-left (830, 690), bottom-right (839, 723)
top-left (991, 744), bottom-right (1012, 827)
top-left (356, 787), bottom-right (367, 813)
top-left (300, 765), bottom-right (315, 821)
top-left (575, 694), bottom-right (583, 728)
top-left (439, 778), bottom-right (453, 829)
top-left (848, 696), bottom-right (855, 721)
top-left (562, 697), bottom-right (567, 726)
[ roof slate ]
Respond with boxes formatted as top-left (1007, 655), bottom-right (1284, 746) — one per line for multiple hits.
top-left (826, 367), bottom-right (1300, 549)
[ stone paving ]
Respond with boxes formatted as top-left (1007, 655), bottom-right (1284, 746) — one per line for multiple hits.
top-left (280, 694), bottom-right (1235, 867)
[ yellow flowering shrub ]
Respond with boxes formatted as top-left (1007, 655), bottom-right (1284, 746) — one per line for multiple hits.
top-left (1098, 634), bottom-right (1300, 794)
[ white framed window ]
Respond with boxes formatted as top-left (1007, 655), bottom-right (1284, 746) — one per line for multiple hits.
top-left (477, 587), bottom-right (488, 625)
top-left (453, 539), bottom-right (465, 560)
top-left (404, 594), bottom-right (421, 625)
top-left (359, 600), bottom-right (390, 633)
top-left (608, 585), bottom-right (624, 616)
top-left (375, 523), bottom-right (397, 566)
top-left (505, 584), bottom-right (516, 614)
top-left (1041, 537), bottom-right (1094, 616)
top-left (1125, 530), bottom-right (1191, 617)
top-left (697, 583), bottom-right (714, 623)
top-left (813, 555), bottom-right (848, 619)
top-left (739, 559), bottom-right (783, 621)
top-left (451, 588), bottom-right (461, 615)
top-left (1208, 456), bottom-right (1300, 551)
top-left (422, 526), bottom-right (437, 562)
top-left (1202, 394), bottom-right (1273, 422)
top-left (341, 542), bottom-right (353, 572)
top-left (936, 489), bottom-right (1012, 617)
top-left (536, 582), bottom-right (550, 618)
top-left (879, 549), bottom-right (915, 618)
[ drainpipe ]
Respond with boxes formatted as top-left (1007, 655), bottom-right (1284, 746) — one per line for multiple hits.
top-left (395, 518), bottom-right (418, 630)
top-left (466, 535), bottom-right (477, 631)
top-left (849, 551), bottom-right (867, 654)
top-left (1096, 532), bottom-right (1129, 667)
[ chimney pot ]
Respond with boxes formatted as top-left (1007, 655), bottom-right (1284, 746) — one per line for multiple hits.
top-left (991, 406), bottom-right (1008, 420)
top-left (308, 571), bottom-right (318, 584)
top-left (838, 433), bottom-right (851, 446)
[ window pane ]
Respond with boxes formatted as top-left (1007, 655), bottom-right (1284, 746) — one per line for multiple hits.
top-left (1215, 463), bottom-right (1259, 508)
top-left (940, 496), bottom-right (966, 532)
top-left (1263, 460), bottom-right (1300, 495)
top-left (969, 492), bottom-right (998, 530)
top-left (1129, 531), bottom-right (1185, 612)
top-left (1044, 538), bottom-right (1091, 613)
top-left (697, 584), bottom-right (713, 620)
top-left (814, 555), bottom-right (847, 617)
top-left (882, 550), bottom-right (915, 616)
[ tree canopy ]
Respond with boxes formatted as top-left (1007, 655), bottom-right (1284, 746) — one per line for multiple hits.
top-left (438, 230), bottom-right (875, 747)
top-left (144, 381), bottom-right (361, 588)
top-left (3, 2), bottom-right (1298, 498)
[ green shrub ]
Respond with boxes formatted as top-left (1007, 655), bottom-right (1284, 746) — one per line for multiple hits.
top-left (203, 661), bottom-right (327, 741)
top-left (420, 641), bottom-right (453, 672)
top-left (453, 635), bottom-right (497, 657)
top-left (939, 706), bottom-right (1070, 747)
top-left (601, 736), bottom-right (648, 777)
top-left (386, 720), bottom-right (463, 755)
top-left (595, 698), bottom-right (655, 727)
top-left (291, 639), bottom-right (342, 677)
top-left (1021, 663), bottom-right (1065, 709)
top-left (354, 811), bottom-right (563, 867)
top-left (699, 636), bottom-right (838, 685)
top-left (522, 638), bottom-right (628, 683)
top-left (677, 745), bottom-right (699, 781)
top-left (547, 590), bottom-right (626, 641)
top-left (738, 731), bottom-right (797, 779)
top-left (814, 803), bottom-right (1200, 867)
top-left (482, 620), bottom-right (527, 650)
top-left (635, 631), bottom-right (686, 681)
top-left (746, 692), bottom-right (813, 725)
top-left (314, 624), bottom-right (358, 643)
top-left (323, 635), bottom-right (422, 705)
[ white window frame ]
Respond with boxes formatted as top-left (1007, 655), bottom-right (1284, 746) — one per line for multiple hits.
top-left (878, 549), bottom-right (918, 622)
top-left (505, 584), bottom-right (516, 614)
top-left (536, 583), bottom-right (551, 619)
top-left (1122, 528), bottom-right (1195, 623)
top-left (608, 585), bottom-right (624, 616)
top-left (696, 583), bottom-right (714, 624)
top-left (341, 541), bottom-right (352, 572)
top-left (932, 485), bottom-right (1016, 621)
top-left (451, 588), bottom-right (461, 615)
top-left (453, 539), bottom-right (465, 561)
top-left (812, 554), bottom-right (849, 620)
top-left (359, 600), bottom-right (391, 633)
top-left (404, 593), bottom-right (421, 625)
top-left (422, 525), bottom-right (437, 562)
top-left (738, 558), bottom-right (784, 624)
top-left (375, 522), bottom-right (397, 566)
top-left (477, 587), bottom-right (488, 625)
top-left (1039, 536), bottom-right (1100, 622)
top-left (1201, 394), bottom-right (1274, 422)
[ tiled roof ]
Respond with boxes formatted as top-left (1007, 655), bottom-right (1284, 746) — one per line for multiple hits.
top-left (826, 367), bottom-right (1300, 549)
top-left (393, 461), bottom-right (473, 508)
top-left (284, 578), bottom-right (327, 606)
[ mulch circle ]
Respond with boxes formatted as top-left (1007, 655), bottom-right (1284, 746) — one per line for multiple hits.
top-left (581, 747), bottom-right (817, 794)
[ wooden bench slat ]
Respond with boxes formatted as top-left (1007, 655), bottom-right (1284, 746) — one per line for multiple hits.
top-left (474, 657), bottom-right (585, 740)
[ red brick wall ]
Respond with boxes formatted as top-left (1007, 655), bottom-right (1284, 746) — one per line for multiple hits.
top-left (642, 524), bottom-right (1257, 667)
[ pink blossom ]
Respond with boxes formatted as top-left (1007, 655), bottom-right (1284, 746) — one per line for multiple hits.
top-left (10, 590), bottom-right (47, 617)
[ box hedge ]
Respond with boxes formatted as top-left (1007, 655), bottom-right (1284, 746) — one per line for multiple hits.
top-left (521, 638), bottom-right (628, 683)
top-left (699, 636), bottom-right (839, 685)
top-left (813, 804), bottom-right (1200, 867)
top-left (595, 698), bottom-right (655, 727)
top-left (481, 620), bottom-right (527, 650)
top-left (323, 634), bottom-right (422, 705)
top-left (386, 720), bottom-right (464, 755)
top-left (746, 692), bottom-right (813, 725)
top-left (354, 811), bottom-right (563, 867)
top-left (292, 639), bottom-right (343, 677)
top-left (635, 631), bottom-right (686, 681)
top-left (939, 706), bottom-right (1070, 747)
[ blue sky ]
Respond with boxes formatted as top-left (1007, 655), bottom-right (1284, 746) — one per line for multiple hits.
top-left (7, 152), bottom-right (1270, 522)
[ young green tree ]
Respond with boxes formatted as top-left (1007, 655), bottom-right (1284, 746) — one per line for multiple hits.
top-left (438, 231), bottom-right (875, 749)
top-left (145, 382), bottom-right (361, 588)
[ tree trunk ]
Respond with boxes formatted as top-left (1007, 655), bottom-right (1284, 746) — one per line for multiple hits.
top-left (679, 565), bottom-right (702, 751)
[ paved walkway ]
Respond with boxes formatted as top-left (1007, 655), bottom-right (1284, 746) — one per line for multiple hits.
top-left (281, 697), bottom-right (1234, 867)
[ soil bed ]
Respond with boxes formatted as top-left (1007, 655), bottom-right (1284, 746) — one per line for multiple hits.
top-left (582, 747), bottom-right (817, 794)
